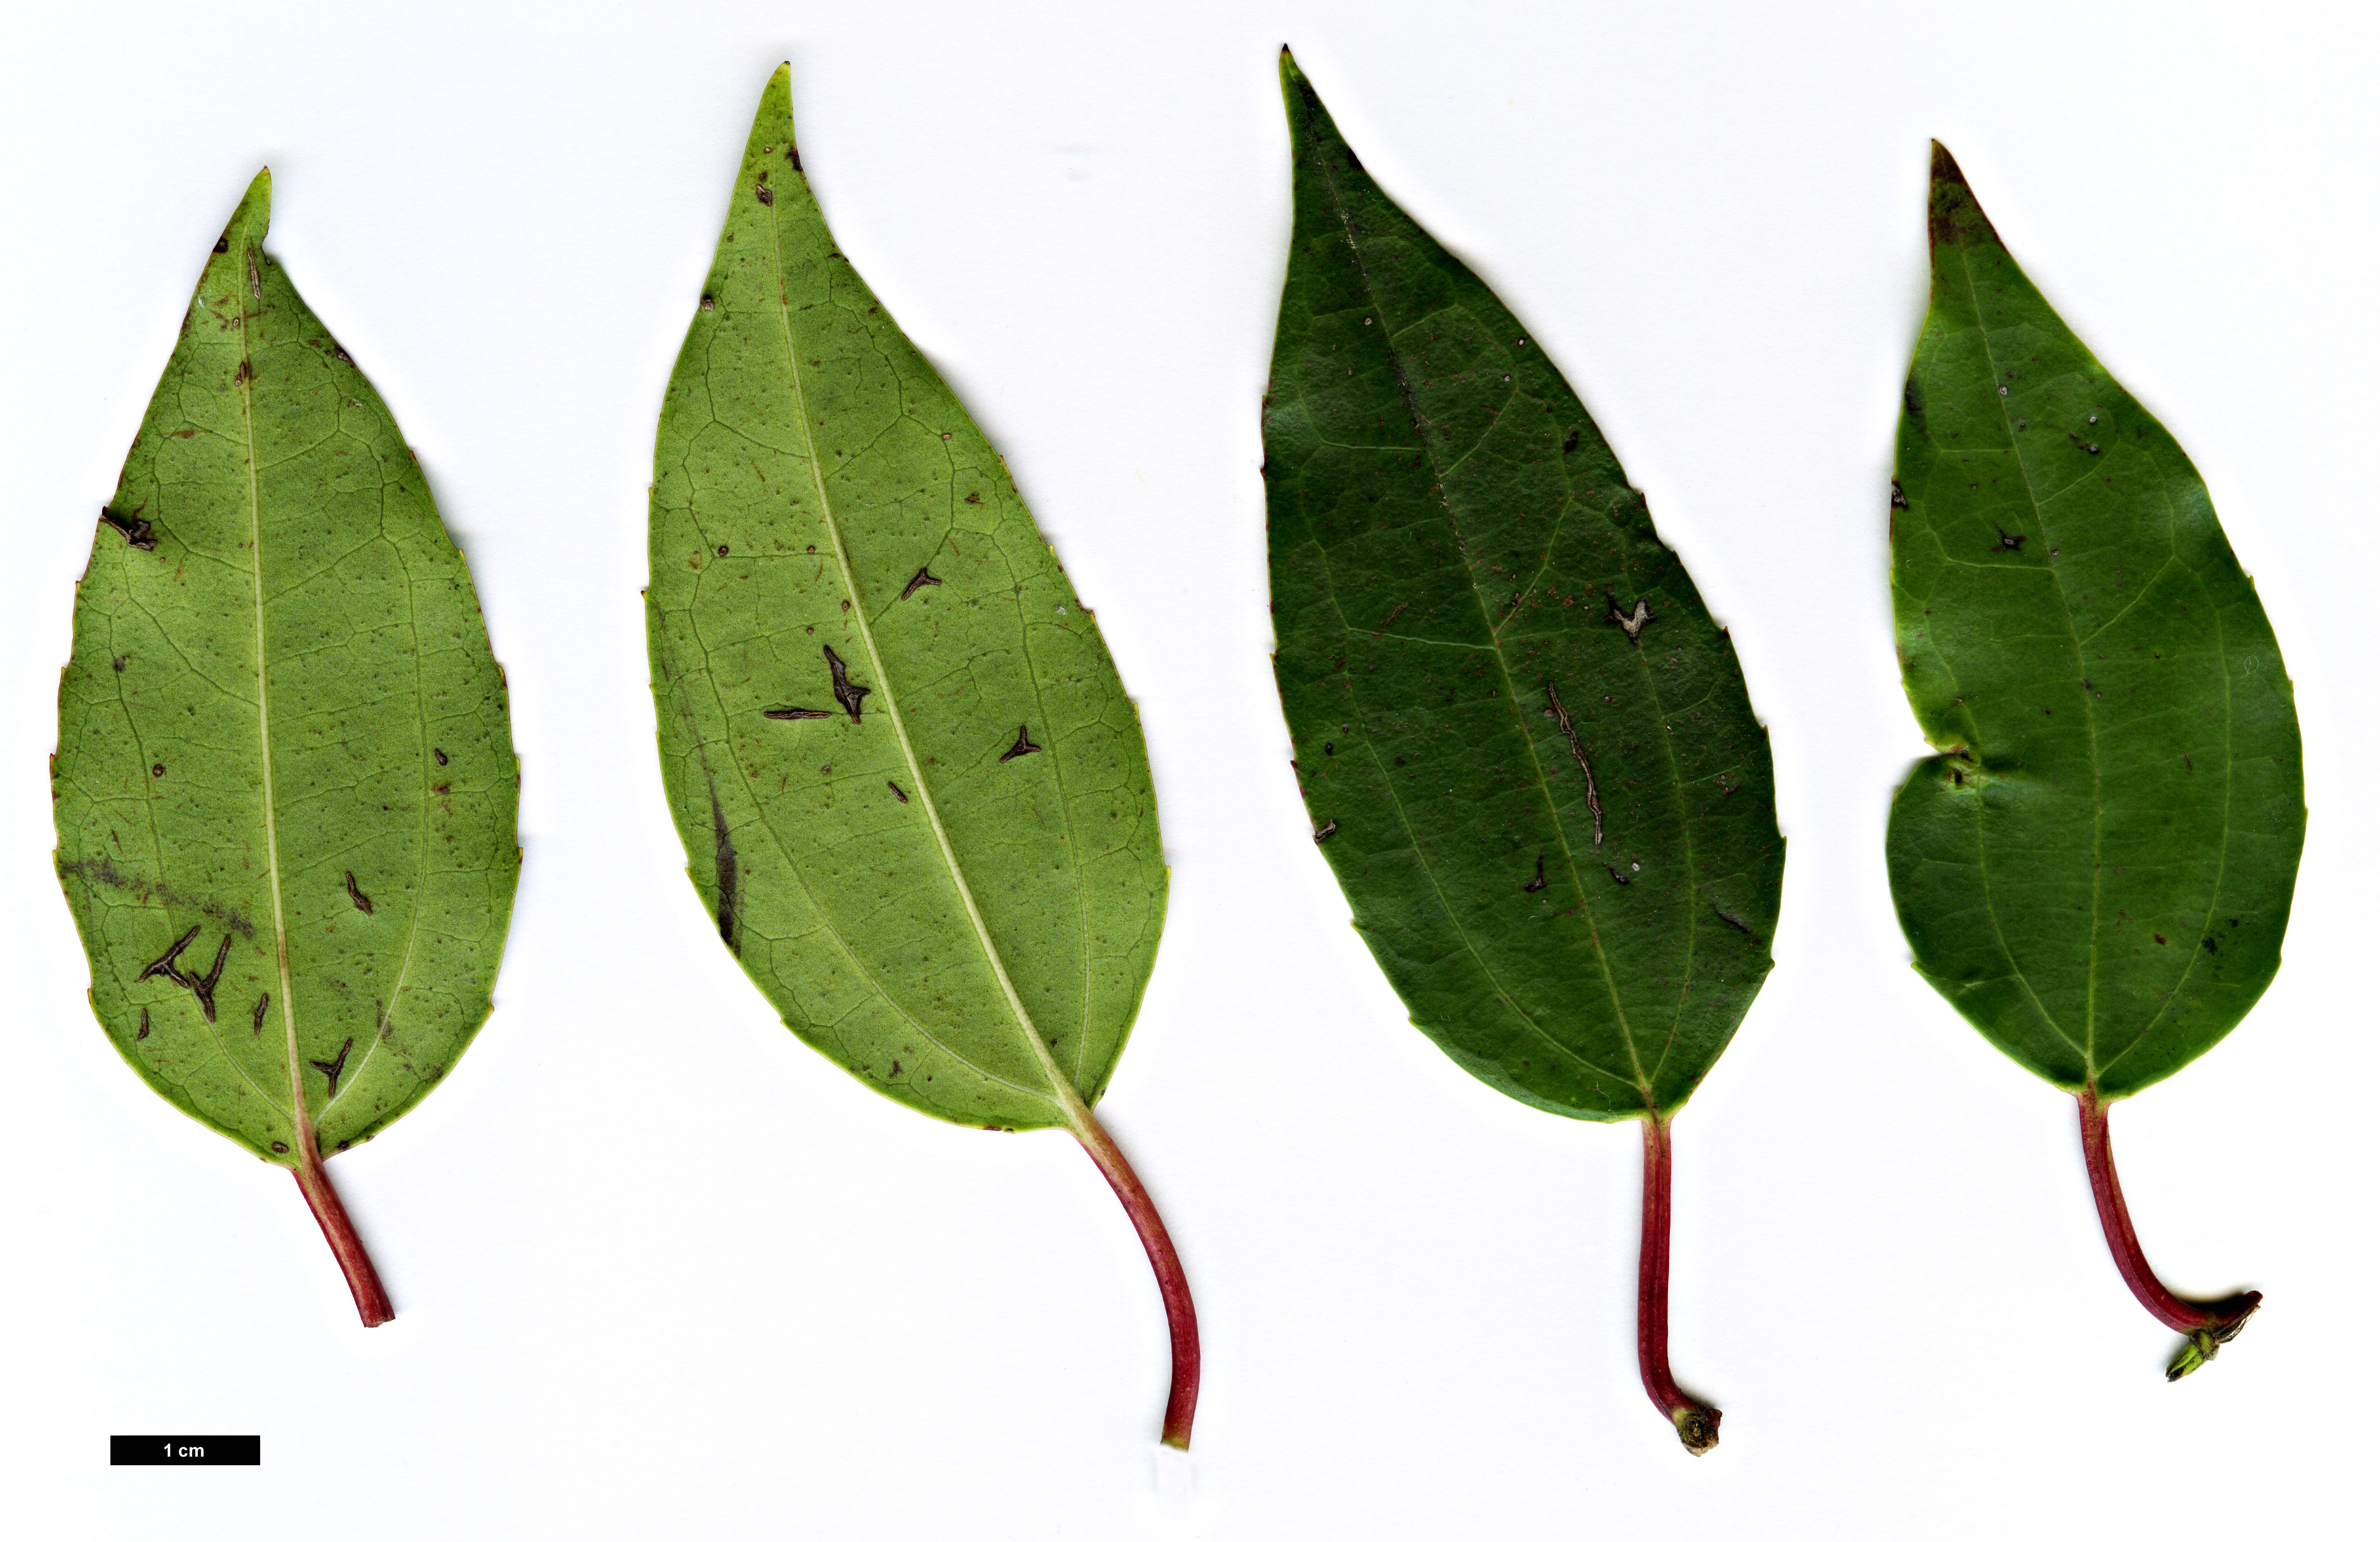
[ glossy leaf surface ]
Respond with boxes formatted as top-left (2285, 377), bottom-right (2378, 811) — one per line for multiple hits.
top-left (1265, 55), bottom-right (1782, 1122)
top-left (647, 69), bottom-right (1167, 1134)
top-left (55, 173), bottom-right (520, 1172)
top-left (1886, 146), bottom-right (2303, 1099)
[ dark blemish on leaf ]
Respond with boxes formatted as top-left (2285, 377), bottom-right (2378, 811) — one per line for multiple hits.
top-left (999, 724), bottom-right (1042, 762)
top-left (890, 1060), bottom-right (900, 1076)
top-left (900, 567), bottom-right (942, 600)
top-left (332, 344), bottom-right (353, 363)
top-left (310, 1036), bottom-right (355, 1097)
top-left (1606, 865), bottom-right (1631, 886)
top-left (112, 655), bottom-right (127, 672)
top-left (1374, 601), bottom-right (1409, 635)
top-left (1544, 681), bottom-right (1605, 846)
top-left (716, 545), bottom-right (728, 557)
top-left (700, 294), bottom-right (716, 311)
top-left (1713, 906), bottom-right (1754, 936)
top-left (824, 646), bottom-right (871, 722)
top-left (1522, 854), bottom-right (1548, 892)
top-left (820, 764), bottom-right (832, 776)
top-left (100, 507), bottom-right (157, 551)
top-left (2153, 934), bottom-right (2168, 946)
top-left (247, 251), bottom-right (261, 299)
top-left (434, 748), bottom-right (447, 766)
top-left (888, 781), bottom-right (909, 803)
top-left (191, 934), bottom-right (230, 1022)
top-left (233, 359), bottom-right (254, 386)
top-left (213, 237), bottom-right (229, 254)
top-left (271, 1141), bottom-right (289, 1154)
top-left (1323, 742), bottom-right (1335, 755)
top-left (2202, 936), bottom-right (2218, 953)
top-left (137, 1007), bottom-right (150, 1042)
top-left (2184, 754), bottom-right (2193, 774)
top-left (787, 147), bottom-right (802, 170)
top-left (764, 705), bottom-right (832, 720)
top-left (138, 924), bottom-right (201, 986)
top-left (755, 179), bottom-right (774, 207)
top-left (1607, 594), bottom-right (1655, 643)
top-left (1561, 429), bottom-right (1580, 455)
top-left (345, 872), bottom-right (374, 915)
top-left (709, 781), bottom-right (740, 957)
top-left (152, 764), bottom-right (165, 778)
top-left (1890, 480), bottom-right (1909, 510)
top-left (963, 492), bottom-right (981, 504)
top-left (252, 993), bottom-right (269, 1033)
top-left (1992, 526), bottom-right (2025, 554)
top-left (1313, 819), bottom-right (1338, 843)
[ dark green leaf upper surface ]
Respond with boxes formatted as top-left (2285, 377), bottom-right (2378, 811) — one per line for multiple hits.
top-left (55, 173), bottom-right (520, 1164)
top-left (1265, 54), bottom-right (1782, 1121)
top-left (647, 69), bottom-right (1166, 1132)
top-left (1886, 145), bottom-right (2304, 1099)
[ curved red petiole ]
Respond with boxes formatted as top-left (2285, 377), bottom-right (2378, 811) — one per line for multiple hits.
top-left (291, 1147), bottom-right (394, 1328)
top-left (1070, 1109), bottom-right (1200, 1449)
top-left (2075, 1088), bottom-right (2258, 1378)
top-left (1638, 1114), bottom-right (1719, 1453)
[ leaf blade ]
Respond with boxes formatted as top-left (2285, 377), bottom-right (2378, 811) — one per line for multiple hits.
top-left (1886, 144), bottom-right (2304, 1099)
top-left (645, 67), bottom-right (1167, 1131)
top-left (53, 171), bottom-right (520, 1168)
top-left (1265, 55), bottom-right (1782, 1121)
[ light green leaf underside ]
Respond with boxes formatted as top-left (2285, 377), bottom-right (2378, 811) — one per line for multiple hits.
top-left (646, 68), bottom-right (1166, 1132)
top-left (1264, 54), bottom-right (1782, 1121)
top-left (1884, 147), bottom-right (2304, 1100)
top-left (55, 171), bottom-right (520, 1165)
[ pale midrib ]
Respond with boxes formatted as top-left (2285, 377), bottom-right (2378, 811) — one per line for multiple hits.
top-left (1956, 245), bottom-right (2107, 1072)
top-left (235, 242), bottom-right (312, 1154)
top-left (1308, 138), bottom-right (1651, 1102)
top-left (760, 192), bottom-right (1088, 1130)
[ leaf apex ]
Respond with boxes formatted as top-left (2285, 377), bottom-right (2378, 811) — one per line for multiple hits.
top-left (1925, 140), bottom-right (2001, 251)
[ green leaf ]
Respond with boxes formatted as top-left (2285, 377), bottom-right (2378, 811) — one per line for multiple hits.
top-left (1886, 145), bottom-right (2299, 1372)
top-left (646, 67), bottom-right (1196, 1446)
top-left (1885, 145), bottom-right (2304, 1101)
top-left (1263, 51), bottom-right (1781, 1451)
top-left (53, 171), bottom-right (521, 1323)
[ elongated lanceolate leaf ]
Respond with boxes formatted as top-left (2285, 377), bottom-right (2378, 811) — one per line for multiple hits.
top-left (646, 67), bottom-right (1197, 1446)
top-left (1886, 145), bottom-right (2300, 1374)
top-left (1264, 52), bottom-right (1782, 1451)
top-left (55, 172), bottom-right (521, 1324)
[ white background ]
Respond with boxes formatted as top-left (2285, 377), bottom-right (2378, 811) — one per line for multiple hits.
top-left (0, 2), bottom-right (2372, 1537)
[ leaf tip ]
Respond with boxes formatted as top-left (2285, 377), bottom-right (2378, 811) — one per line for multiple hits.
top-left (1925, 140), bottom-right (2001, 251)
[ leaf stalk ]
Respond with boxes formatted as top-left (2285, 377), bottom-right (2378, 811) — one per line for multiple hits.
top-left (1637, 1114), bottom-right (1719, 1453)
top-left (1068, 1106), bottom-right (1200, 1449)
top-left (2074, 1089), bottom-right (2258, 1378)
top-left (290, 1146), bottom-right (394, 1328)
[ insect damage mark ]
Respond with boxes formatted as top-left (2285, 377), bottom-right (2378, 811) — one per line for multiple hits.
top-left (310, 1036), bottom-right (355, 1097)
top-left (138, 924), bottom-right (201, 986)
top-left (1606, 865), bottom-right (1632, 886)
top-left (99, 506), bottom-right (157, 551)
top-left (888, 781), bottom-right (909, 803)
top-left (754, 174), bottom-right (775, 207)
top-left (1544, 682), bottom-right (1605, 847)
top-left (824, 646), bottom-right (871, 722)
top-left (1522, 854), bottom-right (1548, 892)
top-left (252, 993), bottom-right (270, 1033)
top-left (1991, 525), bottom-right (2026, 554)
top-left (999, 724), bottom-right (1043, 762)
top-left (1313, 818), bottom-right (1338, 843)
top-left (213, 236), bottom-right (229, 255)
top-left (136, 1007), bottom-right (150, 1042)
top-left (899, 567), bottom-right (943, 600)
top-left (247, 250), bottom-right (261, 300)
top-left (1562, 429), bottom-right (1581, 455)
top-left (1890, 479), bottom-right (1910, 510)
top-left (763, 705), bottom-right (832, 720)
top-left (1712, 905), bottom-right (1755, 936)
top-left (345, 871), bottom-right (374, 915)
top-left (190, 935), bottom-right (230, 1022)
top-left (709, 780), bottom-right (740, 957)
top-left (1607, 593), bottom-right (1655, 643)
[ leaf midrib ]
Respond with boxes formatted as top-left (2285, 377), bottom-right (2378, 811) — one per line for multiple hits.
top-left (758, 181), bottom-right (1088, 1128)
top-left (233, 237), bottom-right (312, 1154)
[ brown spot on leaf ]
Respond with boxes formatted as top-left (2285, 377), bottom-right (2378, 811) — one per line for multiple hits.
top-left (824, 646), bottom-right (870, 722)
top-left (900, 567), bottom-right (943, 600)
top-left (100, 507), bottom-right (157, 551)
top-left (345, 871), bottom-right (374, 915)
top-left (998, 724), bottom-right (1042, 762)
